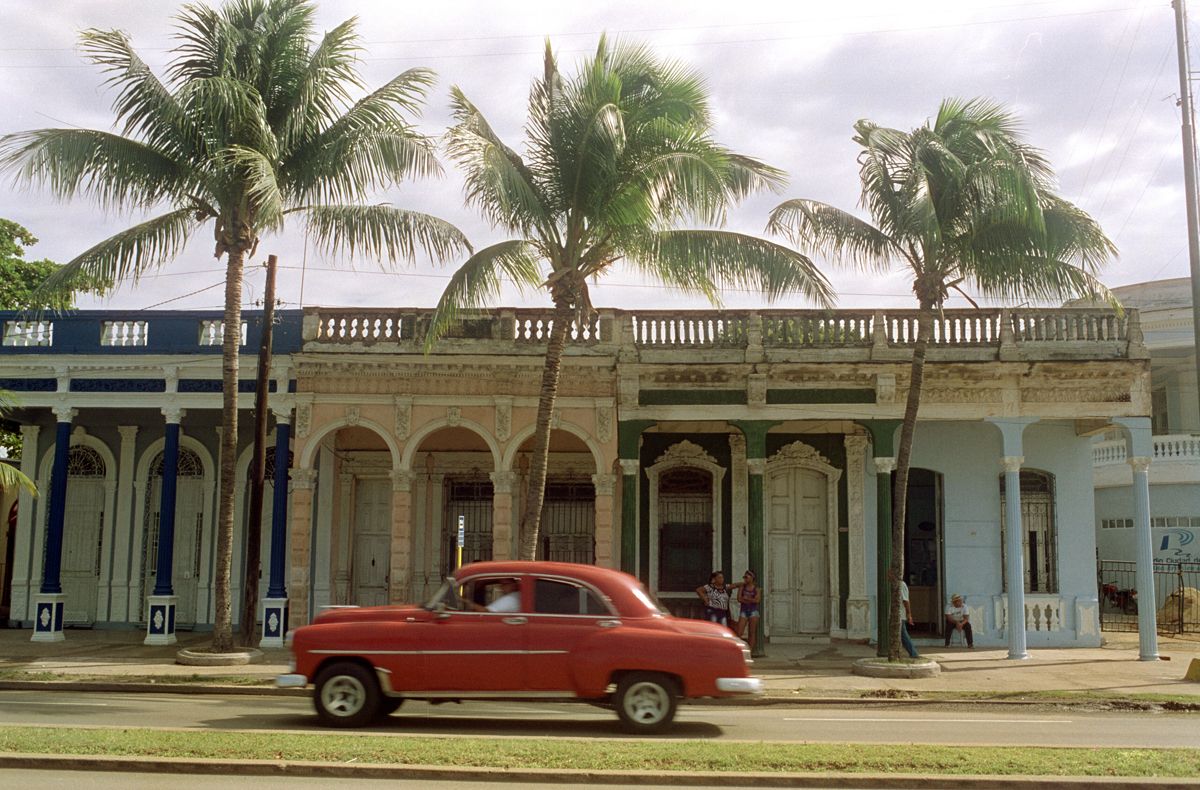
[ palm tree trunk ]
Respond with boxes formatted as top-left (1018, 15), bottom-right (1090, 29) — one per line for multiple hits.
top-left (212, 247), bottom-right (246, 652)
top-left (517, 299), bottom-right (574, 561)
top-left (889, 306), bottom-right (933, 661)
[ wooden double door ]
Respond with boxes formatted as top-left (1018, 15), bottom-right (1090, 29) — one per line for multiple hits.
top-left (766, 466), bottom-right (829, 637)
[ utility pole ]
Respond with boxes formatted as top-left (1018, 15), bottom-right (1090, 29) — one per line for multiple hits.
top-left (239, 254), bottom-right (278, 646)
top-left (1173, 0), bottom-right (1200, 428)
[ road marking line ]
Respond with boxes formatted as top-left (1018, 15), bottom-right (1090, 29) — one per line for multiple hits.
top-left (782, 716), bottom-right (1074, 724)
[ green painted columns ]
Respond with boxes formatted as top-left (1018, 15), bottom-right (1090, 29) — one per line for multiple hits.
top-left (618, 421), bottom-right (655, 574)
top-left (859, 420), bottom-right (900, 657)
top-left (730, 420), bottom-right (780, 656)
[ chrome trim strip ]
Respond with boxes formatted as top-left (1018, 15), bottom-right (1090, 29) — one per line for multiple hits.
top-left (716, 677), bottom-right (763, 694)
top-left (309, 649), bottom-right (569, 656)
top-left (408, 690), bottom-right (577, 699)
top-left (274, 673), bottom-right (307, 688)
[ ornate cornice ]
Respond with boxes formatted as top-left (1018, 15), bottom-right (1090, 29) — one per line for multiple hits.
top-left (653, 439), bottom-right (720, 468)
top-left (769, 440), bottom-right (835, 470)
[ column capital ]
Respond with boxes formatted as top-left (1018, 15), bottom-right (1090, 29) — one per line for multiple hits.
top-left (1127, 455), bottom-right (1151, 474)
top-left (272, 406), bottom-right (293, 425)
top-left (20, 423), bottom-right (40, 441)
top-left (747, 457), bottom-right (767, 475)
top-left (489, 470), bottom-right (516, 494)
top-left (161, 406), bottom-right (186, 424)
top-left (390, 469), bottom-right (413, 492)
top-left (843, 433), bottom-right (870, 454)
top-left (52, 405), bottom-right (77, 423)
top-left (618, 458), bottom-right (640, 476)
top-left (117, 425), bottom-right (139, 443)
top-left (292, 468), bottom-right (318, 490)
top-left (591, 472), bottom-right (616, 496)
top-left (1001, 455), bottom-right (1024, 473)
top-left (873, 457), bottom-right (896, 474)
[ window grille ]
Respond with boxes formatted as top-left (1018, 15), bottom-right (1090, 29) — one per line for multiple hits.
top-left (658, 467), bottom-right (713, 593)
top-left (539, 477), bottom-right (595, 564)
top-left (443, 477), bottom-right (494, 576)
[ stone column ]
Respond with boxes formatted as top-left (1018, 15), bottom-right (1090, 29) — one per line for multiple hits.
top-left (389, 469), bottom-right (413, 604)
top-left (108, 426), bottom-right (138, 623)
top-left (844, 433), bottom-right (870, 639)
top-left (592, 472), bottom-right (616, 568)
top-left (288, 468), bottom-right (317, 626)
top-left (261, 410), bottom-right (292, 647)
top-left (729, 433), bottom-right (749, 581)
top-left (146, 407), bottom-right (183, 646)
top-left (490, 471), bottom-right (515, 561)
top-left (618, 459), bottom-right (640, 574)
top-left (10, 424), bottom-right (39, 625)
top-left (988, 417), bottom-right (1038, 661)
top-left (729, 420), bottom-right (779, 657)
top-left (1128, 455), bottom-right (1158, 660)
top-left (872, 457), bottom-right (896, 656)
top-left (33, 407), bottom-right (74, 643)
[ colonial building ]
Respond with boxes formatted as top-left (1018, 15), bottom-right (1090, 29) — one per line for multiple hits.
top-left (0, 304), bottom-right (1161, 657)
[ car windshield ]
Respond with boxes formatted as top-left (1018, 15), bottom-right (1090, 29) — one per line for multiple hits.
top-left (630, 582), bottom-right (670, 615)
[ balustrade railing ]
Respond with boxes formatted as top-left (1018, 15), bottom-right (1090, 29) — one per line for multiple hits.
top-left (100, 320), bottom-right (149, 347)
top-left (1092, 435), bottom-right (1200, 466)
top-left (997, 594), bottom-right (1065, 632)
top-left (883, 310), bottom-right (1003, 346)
top-left (631, 311), bottom-right (749, 347)
top-left (1009, 309), bottom-right (1127, 342)
top-left (0, 310), bottom-right (300, 354)
top-left (2, 319), bottom-right (53, 347)
top-left (763, 311), bottom-right (873, 346)
top-left (197, 320), bottom-right (248, 347)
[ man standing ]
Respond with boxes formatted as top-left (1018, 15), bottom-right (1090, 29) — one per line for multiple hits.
top-left (899, 579), bottom-right (919, 658)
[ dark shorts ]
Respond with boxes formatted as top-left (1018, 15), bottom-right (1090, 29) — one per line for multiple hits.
top-left (738, 605), bottom-right (760, 618)
top-left (705, 607), bottom-right (729, 625)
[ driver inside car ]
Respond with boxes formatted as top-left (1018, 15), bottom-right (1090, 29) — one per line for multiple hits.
top-left (467, 578), bottom-right (521, 613)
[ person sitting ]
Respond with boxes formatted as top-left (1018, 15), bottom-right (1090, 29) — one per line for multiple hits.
top-left (944, 593), bottom-right (973, 648)
top-left (468, 578), bottom-right (522, 613)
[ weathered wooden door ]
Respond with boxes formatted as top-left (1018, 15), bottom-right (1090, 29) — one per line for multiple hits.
top-left (62, 478), bottom-right (104, 625)
top-left (766, 466), bottom-right (828, 637)
top-left (352, 478), bottom-right (391, 606)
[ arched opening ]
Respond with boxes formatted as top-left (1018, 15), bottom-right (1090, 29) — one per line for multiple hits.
top-left (61, 446), bottom-right (106, 625)
top-left (657, 467), bottom-right (714, 600)
top-left (322, 425), bottom-right (394, 607)
top-left (417, 427), bottom-right (495, 579)
top-left (1001, 469), bottom-right (1058, 594)
top-left (142, 448), bottom-right (206, 626)
top-left (512, 429), bottom-right (596, 565)
top-left (899, 468), bottom-right (945, 637)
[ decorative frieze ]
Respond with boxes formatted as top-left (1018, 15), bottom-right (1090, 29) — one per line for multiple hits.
top-left (654, 439), bottom-right (720, 468)
top-left (390, 469), bottom-right (413, 492)
top-left (874, 373), bottom-right (896, 404)
top-left (394, 396), bottom-right (412, 440)
top-left (595, 402), bottom-right (613, 443)
top-left (747, 373), bottom-right (767, 406)
top-left (770, 440), bottom-right (835, 470)
top-left (295, 402), bottom-right (312, 438)
top-left (447, 406), bottom-right (461, 427)
top-left (494, 397), bottom-right (512, 442)
top-left (345, 405), bottom-right (360, 426)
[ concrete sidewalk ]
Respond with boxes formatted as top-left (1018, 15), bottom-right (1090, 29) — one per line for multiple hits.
top-left (2, 627), bottom-right (1198, 699)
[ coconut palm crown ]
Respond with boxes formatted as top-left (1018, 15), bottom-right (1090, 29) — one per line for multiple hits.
top-left (768, 97), bottom-right (1116, 660)
top-left (436, 37), bottom-right (833, 561)
top-left (0, 0), bottom-right (470, 651)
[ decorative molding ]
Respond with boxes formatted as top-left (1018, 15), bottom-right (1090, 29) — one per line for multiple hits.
top-left (591, 472), bottom-right (615, 496)
top-left (618, 373), bottom-right (639, 404)
top-left (1128, 455), bottom-right (1152, 474)
top-left (447, 405), bottom-right (461, 427)
top-left (291, 468), bottom-right (318, 490)
top-left (295, 403), bottom-right (312, 438)
top-left (271, 404), bottom-right (293, 424)
top-left (747, 373), bottom-right (767, 406)
top-left (923, 387), bottom-right (1003, 404)
top-left (20, 424), bottom-right (40, 442)
top-left (345, 405), bottom-right (361, 426)
top-left (595, 403), bottom-right (613, 443)
top-left (618, 458), bottom-right (640, 476)
top-left (161, 405), bottom-right (185, 424)
top-left (1021, 386), bottom-right (1131, 404)
top-left (1000, 455), bottom-right (1024, 474)
top-left (746, 457), bottom-right (766, 475)
top-left (653, 439), bottom-right (719, 468)
top-left (494, 397), bottom-right (512, 442)
top-left (71, 425), bottom-right (88, 440)
top-left (874, 373), bottom-right (896, 404)
top-left (843, 432), bottom-right (868, 609)
top-left (873, 457), bottom-right (896, 475)
top-left (393, 396), bottom-right (412, 440)
top-left (52, 405), bottom-right (77, 423)
top-left (769, 440), bottom-right (837, 474)
top-left (390, 469), bottom-right (413, 493)
top-left (489, 470), bottom-right (516, 494)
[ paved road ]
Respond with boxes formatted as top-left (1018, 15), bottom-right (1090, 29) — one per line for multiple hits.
top-left (1, 689), bottom-right (1196, 748)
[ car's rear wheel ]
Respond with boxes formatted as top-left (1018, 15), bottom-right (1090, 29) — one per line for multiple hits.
top-left (314, 662), bottom-right (381, 728)
top-left (615, 672), bottom-right (678, 734)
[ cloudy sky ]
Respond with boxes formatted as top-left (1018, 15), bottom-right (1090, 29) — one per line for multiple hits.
top-left (0, 0), bottom-right (1191, 314)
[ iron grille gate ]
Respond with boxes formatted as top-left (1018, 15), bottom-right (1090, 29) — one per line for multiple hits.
top-left (1098, 559), bottom-right (1200, 634)
top-left (444, 478), bottom-right (493, 576)
top-left (539, 478), bottom-right (596, 564)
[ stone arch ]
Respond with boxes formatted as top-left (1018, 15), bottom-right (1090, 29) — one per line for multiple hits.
top-left (399, 417), bottom-right (500, 472)
top-left (37, 429), bottom-right (117, 485)
top-left (298, 416), bottom-right (401, 471)
top-left (134, 435), bottom-right (215, 487)
top-left (501, 420), bottom-right (604, 474)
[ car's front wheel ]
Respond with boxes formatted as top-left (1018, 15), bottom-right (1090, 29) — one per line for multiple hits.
top-left (314, 662), bottom-right (381, 728)
top-left (615, 672), bottom-right (678, 734)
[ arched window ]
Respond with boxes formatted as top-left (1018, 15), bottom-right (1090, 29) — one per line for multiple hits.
top-left (67, 446), bottom-right (106, 478)
top-left (657, 467), bottom-right (713, 592)
top-left (150, 448), bottom-right (204, 478)
top-left (1000, 470), bottom-right (1058, 594)
top-left (264, 450), bottom-right (294, 482)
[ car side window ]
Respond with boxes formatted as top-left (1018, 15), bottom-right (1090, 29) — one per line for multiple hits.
top-left (534, 578), bottom-right (608, 615)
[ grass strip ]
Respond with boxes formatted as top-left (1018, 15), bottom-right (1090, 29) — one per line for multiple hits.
top-left (0, 726), bottom-right (1197, 777)
top-left (0, 669), bottom-right (272, 686)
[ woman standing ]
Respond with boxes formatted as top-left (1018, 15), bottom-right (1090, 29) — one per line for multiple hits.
top-left (695, 571), bottom-right (732, 627)
top-left (731, 570), bottom-right (762, 653)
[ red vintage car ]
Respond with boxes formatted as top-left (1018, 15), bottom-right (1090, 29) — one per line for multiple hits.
top-left (277, 561), bottom-right (761, 732)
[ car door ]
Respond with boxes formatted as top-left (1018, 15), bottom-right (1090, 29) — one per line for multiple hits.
top-left (522, 576), bottom-right (617, 693)
top-left (414, 575), bottom-right (529, 692)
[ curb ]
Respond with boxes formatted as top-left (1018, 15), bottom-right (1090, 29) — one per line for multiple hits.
top-left (1, 754), bottom-right (1197, 788)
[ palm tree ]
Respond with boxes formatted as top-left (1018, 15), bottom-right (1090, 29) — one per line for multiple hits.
top-left (0, 0), bottom-right (469, 651)
top-left (434, 37), bottom-right (833, 561)
top-left (0, 390), bottom-right (37, 496)
top-left (768, 98), bottom-right (1116, 660)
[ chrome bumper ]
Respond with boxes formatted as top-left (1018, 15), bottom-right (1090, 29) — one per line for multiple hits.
top-left (275, 673), bottom-right (308, 688)
top-left (716, 676), bottom-right (763, 694)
